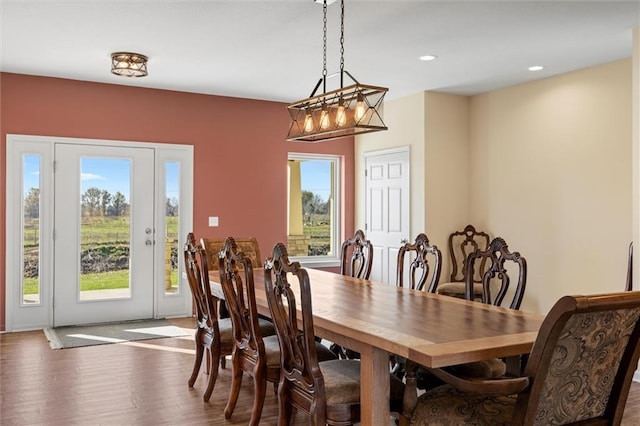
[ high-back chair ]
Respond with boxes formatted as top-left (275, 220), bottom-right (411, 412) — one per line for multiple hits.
top-left (431, 237), bottom-right (527, 382)
top-left (332, 229), bottom-right (374, 359)
top-left (437, 224), bottom-right (490, 300)
top-left (264, 243), bottom-right (405, 425)
top-left (217, 237), bottom-right (278, 426)
top-left (202, 236), bottom-right (263, 271)
top-left (392, 233), bottom-right (442, 377)
top-left (464, 236), bottom-right (527, 309)
top-left (401, 291), bottom-right (640, 425)
top-left (201, 236), bottom-right (262, 318)
top-left (396, 233), bottom-right (442, 293)
top-left (340, 229), bottom-right (373, 280)
top-left (183, 233), bottom-right (233, 402)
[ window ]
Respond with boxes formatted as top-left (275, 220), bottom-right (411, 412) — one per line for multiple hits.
top-left (287, 153), bottom-right (341, 266)
top-left (22, 154), bottom-right (42, 305)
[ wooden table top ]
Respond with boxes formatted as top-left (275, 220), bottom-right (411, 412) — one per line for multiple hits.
top-left (210, 267), bottom-right (544, 369)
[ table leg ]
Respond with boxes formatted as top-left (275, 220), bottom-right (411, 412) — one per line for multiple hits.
top-left (360, 345), bottom-right (390, 425)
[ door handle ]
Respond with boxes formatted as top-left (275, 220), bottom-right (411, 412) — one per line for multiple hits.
top-left (145, 240), bottom-right (153, 246)
top-left (400, 238), bottom-right (408, 244)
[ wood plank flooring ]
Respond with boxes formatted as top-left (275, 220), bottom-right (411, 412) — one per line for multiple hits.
top-left (1, 317), bottom-right (639, 425)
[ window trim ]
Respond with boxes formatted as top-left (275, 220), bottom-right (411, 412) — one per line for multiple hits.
top-left (287, 152), bottom-right (341, 268)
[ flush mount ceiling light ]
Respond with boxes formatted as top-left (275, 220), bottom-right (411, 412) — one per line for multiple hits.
top-left (287, 0), bottom-right (388, 143)
top-left (528, 65), bottom-right (544, 71)
top-left (419, 54), bottom-right (438, 61)
top-left (110, 52), bottom-right (148, 77)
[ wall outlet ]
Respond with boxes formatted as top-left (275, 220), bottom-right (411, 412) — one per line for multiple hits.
top-left (208, 216), bottom-right (219, 227)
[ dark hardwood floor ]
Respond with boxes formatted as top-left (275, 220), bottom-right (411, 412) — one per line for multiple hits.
top-left (1, 316), bottom-right (639, 425)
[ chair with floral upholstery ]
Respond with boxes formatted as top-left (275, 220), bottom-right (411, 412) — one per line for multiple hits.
top-left (401, 291), bottom-right (640, 425)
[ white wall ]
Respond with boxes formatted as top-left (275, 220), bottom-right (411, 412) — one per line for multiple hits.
top-left (355, 92), bottom-right (426, 238)
top-left (469, 59), bottom-right (632, 314)
top-left (356, 59), bottom-right (632, 315)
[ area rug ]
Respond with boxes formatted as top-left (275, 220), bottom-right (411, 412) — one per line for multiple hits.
top-left (43, 319), bottom-right (192, 350)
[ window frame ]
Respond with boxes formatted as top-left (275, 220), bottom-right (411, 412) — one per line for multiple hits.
top-left (287, 152), bottom-right (341, 268)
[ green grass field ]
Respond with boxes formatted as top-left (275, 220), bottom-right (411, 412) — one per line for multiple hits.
top-left (22, 216), bottom-right (179, 295)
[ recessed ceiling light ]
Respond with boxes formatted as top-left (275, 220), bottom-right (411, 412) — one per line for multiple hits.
top-left (419, 55), bottom-right (438, 61)
top-left (528, 65), bottom-right (544, 71)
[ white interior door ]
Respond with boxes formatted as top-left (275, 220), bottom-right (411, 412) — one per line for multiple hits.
top-left (365, 148), bottom-right (410, 284)
top-left (53, 144), bottom-right (155, 326)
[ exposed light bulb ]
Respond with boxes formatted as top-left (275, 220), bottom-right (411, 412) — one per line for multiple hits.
top-left (320, 105), bottom-right (330, 129)
top-left (355, 94), bottom-right (366, 121)
top-left (336, 101), bottom-right (347, 126)
top-left (304, 112), bottom-right (314, 133)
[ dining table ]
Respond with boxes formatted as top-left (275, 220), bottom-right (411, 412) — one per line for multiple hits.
top-left (209, 267), bottom-right (544, 425)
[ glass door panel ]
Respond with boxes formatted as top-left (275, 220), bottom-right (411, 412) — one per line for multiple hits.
top-left (79, 157), bottom-right (132, 300)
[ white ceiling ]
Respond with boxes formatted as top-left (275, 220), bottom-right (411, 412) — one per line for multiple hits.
top-left (2, 0), bottom-right (639, 103)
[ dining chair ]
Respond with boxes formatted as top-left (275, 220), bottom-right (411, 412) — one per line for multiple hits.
top-left (412, 237), bottom-right (527, 387)
top-left (463, 236), bottom-right (527, 309)
top-left (264, 243), bottom-right (405, 425)
top-left (396, 233), bottom-right (442, 293)
top-left (339, 229), bottom-right (373, 280)
top-left (331, 229), bottom-right (374, 359)
top-left (436, 224), bottom-right (490, 300)
top-left (217, 237), bottom-right (279, 425)
top-left (400, 291), bottom-right (640, 426)
top-left (202, 236), bottom-right (263, 318)
top-left (627, 241), bottom-right (633, 292)
top-left (183, 233), bottom-right (233, 402)
top-left (391, 233), bottom-right (442, 377)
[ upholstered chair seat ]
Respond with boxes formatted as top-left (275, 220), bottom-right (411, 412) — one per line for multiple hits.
top-left (410, 385), bottom-right (516, 425)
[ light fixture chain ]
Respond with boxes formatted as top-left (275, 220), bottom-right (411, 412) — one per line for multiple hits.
top-left (340, 0), bottom-right (344, 73)
top-left (322, 0), bottom-right (328, 79)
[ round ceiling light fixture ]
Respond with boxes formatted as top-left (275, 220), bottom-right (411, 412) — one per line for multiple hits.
top-left (419, 54), bottom-right (438, 61)
top-left (111, 52), bottom-right (148, 77)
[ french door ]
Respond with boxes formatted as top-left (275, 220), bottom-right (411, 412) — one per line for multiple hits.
top-left (5, 135), bottom-right (194, 331)
top-left (53, 144), bottom-right (155, 326)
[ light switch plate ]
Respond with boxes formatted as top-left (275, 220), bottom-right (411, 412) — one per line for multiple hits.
top-left (208, 216), bottom-right (219, 227)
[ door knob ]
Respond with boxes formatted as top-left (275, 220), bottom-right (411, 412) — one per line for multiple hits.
top-left (400, 238), bottom-right (408, 244)
top-left (145, 228), bottom-right (152, 234)
top-left (145, 240), bottom-right (153, 246)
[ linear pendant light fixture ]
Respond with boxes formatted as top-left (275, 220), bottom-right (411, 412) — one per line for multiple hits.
top-left (286, 0), bottom-right (388, 142)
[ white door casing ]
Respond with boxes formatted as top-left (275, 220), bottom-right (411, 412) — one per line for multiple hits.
top-left (364, 147), bottom-right (410, 285)
top-left (5, 135), bottom-right (193, 331)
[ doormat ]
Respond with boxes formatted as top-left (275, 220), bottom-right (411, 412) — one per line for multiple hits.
top-left (43, 319), bottom-right (192, 350)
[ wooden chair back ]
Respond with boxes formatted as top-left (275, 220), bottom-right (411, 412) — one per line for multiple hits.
top-left (396, 233), bottom-right (442, 293)
top-left (184, 232), bottom-right (219, 338)
top-left (465, 237), bottom-right (527, 309)
top-left (183, 232), bottom-right (232, 401)
top-left (448, 224), bottom-right (490, 283)
top-left (201, 236), bottom-right (262, 271)
top-left (218, 237), bottom-right (278, 425)
top-left (340, 229), bottom-right (373, 280)
top-left (265, 243), bottom-right (357, 425)
top-left (513, 291), bottom-right (640, 424)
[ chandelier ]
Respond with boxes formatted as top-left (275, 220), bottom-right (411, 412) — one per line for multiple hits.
top-left (286, 0), bottom-right (388, 142)
top-left (110, 52), bottom-right (148, 78)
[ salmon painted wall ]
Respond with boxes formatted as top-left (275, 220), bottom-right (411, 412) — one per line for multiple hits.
top-left (0, 72), bottom-right (355, 330)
